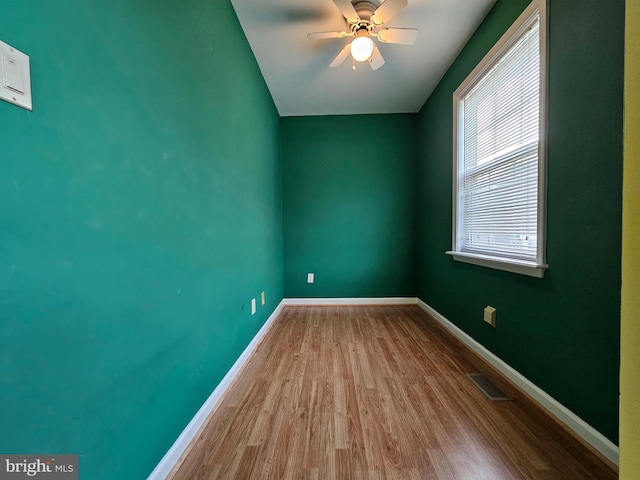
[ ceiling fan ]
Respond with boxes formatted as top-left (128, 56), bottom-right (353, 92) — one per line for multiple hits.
top-left (307, 0), bottom-right (418, 70)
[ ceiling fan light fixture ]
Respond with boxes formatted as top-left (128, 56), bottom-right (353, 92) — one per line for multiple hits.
top-left (350, 36), bottom-right (374, 62)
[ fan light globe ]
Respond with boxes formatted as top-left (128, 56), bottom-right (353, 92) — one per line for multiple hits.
top-left (350, 36), bottom-right (374, 62)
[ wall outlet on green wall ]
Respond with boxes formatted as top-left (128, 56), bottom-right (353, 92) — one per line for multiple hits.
top-left (484, 306), bottom-right (496, 327)
top-left (307, 273), bottom-right (315, 283)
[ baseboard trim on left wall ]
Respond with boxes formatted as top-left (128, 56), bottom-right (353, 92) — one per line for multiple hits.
top-left (146, 300), bottom-right (285, 480)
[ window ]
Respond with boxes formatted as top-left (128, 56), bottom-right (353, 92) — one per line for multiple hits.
top-left (447, 0), bottom-right (548, 278)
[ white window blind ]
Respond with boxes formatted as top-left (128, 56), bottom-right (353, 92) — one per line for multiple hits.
top-left (452, 3), bottom-right (545, 273)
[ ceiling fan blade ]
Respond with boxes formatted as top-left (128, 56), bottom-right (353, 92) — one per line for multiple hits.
top-left (330, 44), bottom-right (352, 67)
top-left (307, 31), bottom-right (347, 40)
top-left (377, 28), bottom-right (418, 45)
top-left (332, 0), bottom-right (360, 23)
top-left (371, 0), bottom-right (408, 26)
top-left (369, 44), bottom-right (385, 70)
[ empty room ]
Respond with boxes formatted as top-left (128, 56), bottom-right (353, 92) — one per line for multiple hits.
top-left (1, 0), bottom-right (638, 479)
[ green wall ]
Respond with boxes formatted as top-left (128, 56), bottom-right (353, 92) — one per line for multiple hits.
top-left (282, 115), bottom-right (418, 298)
top-left (417, 0), bottom-right (623, 442)
top-left (0, 1), bottom-right (282, 479)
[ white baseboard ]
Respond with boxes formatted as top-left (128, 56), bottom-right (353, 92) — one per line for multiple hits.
top-left (146, 300), bottom-right (285, 480)
top-left (416, 298), bottom-right (619, 467)
top-left (283, 297), bottom-right (418, 306)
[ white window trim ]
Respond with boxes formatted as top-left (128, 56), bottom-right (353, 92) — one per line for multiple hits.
top-left (447, 0), bottom-right (548, 279)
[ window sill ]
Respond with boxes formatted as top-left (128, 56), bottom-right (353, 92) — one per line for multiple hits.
top-left (445, 251), bottom-right (548, 278)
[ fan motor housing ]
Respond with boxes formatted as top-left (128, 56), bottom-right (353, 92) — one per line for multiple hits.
top-left (350, 1), bottom-right (377, 34)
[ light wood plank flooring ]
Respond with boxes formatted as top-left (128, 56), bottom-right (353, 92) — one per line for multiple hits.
top-left (169, 305), bottom-right (617, 479)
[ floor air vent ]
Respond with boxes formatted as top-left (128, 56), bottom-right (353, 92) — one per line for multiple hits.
top-left (466, 373), bottom-right (513, 401)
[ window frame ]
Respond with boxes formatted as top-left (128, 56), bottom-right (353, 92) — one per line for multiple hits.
top-left (447, 0), bottom-right (548, 278)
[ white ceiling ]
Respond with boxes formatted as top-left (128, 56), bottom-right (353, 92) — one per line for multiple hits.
top-left (230, 0), bottom-right (496, 117)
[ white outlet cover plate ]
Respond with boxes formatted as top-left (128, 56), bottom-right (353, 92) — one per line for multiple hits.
top-left (484, 306), bottom-right (496, 326)
top-left (307, 273), bottom-right (314, 283)
top-left (0, 40), bottom-right (32, 111)
top-left (251, 298), bottom-right (257, 315)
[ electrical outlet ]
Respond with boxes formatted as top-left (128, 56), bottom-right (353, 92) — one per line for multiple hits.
top-left (484, 306), bottom-right (496, 327)
top-left (307, 273), bottom-right (315, 284)
top-left (261, 291), bottom-right (265, 305)
top-left (251, 298), bottom-right (256, 315)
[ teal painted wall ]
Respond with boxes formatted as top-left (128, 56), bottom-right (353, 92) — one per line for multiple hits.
top-left (417, 0), bottom-right (623, 442)
top-left (282, 115), bottom-right (418, 298)
top-left (0, 1), bottom-right (282, 479)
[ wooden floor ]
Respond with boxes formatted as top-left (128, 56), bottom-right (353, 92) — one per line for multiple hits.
top-left (170, 305), bottom-right (617, 479)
